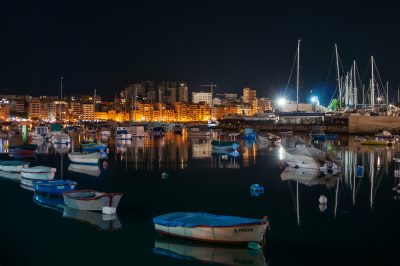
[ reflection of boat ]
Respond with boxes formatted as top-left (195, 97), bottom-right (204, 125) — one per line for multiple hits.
top-left (100, 128), bottom-right (112, 138)
top-left (116, 127), bottom-right (131, 140)
top-left (0, 170), bottom-right (21, 182)
top-left (242, 128), bottom-right (257, 140)
top-left (8, 144), bottom-right (37, 158)
top-left (68, 152), bottom-right (101, 165)
top-left (281, 166), bottom-right (340, 188)
top-left (53, 143), bottom-right (70, 154)
top-left (129, 125), bottom-right (146, 137)
top-left (154, 237), bottom-right (268, 266)
top-left (0, 160), bottom-right (29, 172)
top-left (211, 140), bottom-right (239, 151)
top-left (29, 126), bottom-right (49, 141)
top-left (51, 133), bottom-right (71, 145)
top-left (309, 126), bottom-right (338, 140)
top-left (63, 190), bottom-right (123, 211)
top-left (153, 212), bottom-right (269, 244)
top-left (33, 180), bottom-right (77, 196)
top-left (258, 133), bottom-right (281, 145)
top-left (63, 206), bottom-right (122, 231)
top-left (33, 194), bottom-right (65, 210)
top-left (68, 163), bottom-right (101, 177)
top-left (80, 141), bottom-right (107, 151)
top-left (188, 126), bottom-right (213, 137)
top-left (212, 150), bottom-right (240, 158)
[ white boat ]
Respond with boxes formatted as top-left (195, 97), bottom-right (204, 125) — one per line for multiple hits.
top-left (188, 126), bottom-right (213, 137)
top-left (21, 166), bottom-right (56, 187)
top-left (68, 164), bottom-right (101, 177)
top-left (128, 126), bottom-right (146, 137)
top-left (116, 127), bottom-right (131, 140)
top-left (51, 132), bottom-right (71, 144)
top-left (0, 160), bottom-right (29, 172)
top-left (68, 152), bottom-right (101, 165)
top-left (258, 133), bottom-right (281, 145)
top-left (29, 126), bottom-right (49, 141)
top-left (63, 190), bottom-right (123, 211)
top-left (154, 212), bottom-right (269, 244)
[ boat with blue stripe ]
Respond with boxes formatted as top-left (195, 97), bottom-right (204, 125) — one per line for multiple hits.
top-left (33, 180), bottom-right (77, 196)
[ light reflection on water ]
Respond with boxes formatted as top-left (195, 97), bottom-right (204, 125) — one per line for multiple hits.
top-left (0, 133), bottom-right (399, 265)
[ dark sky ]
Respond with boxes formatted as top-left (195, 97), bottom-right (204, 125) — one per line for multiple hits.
top-left (1, 0), bottom-right (399, 104)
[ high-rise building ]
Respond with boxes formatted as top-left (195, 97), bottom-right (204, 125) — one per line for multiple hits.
top-left (0, 100), bottom-right (10, 120)
top-left (192, 91), bottom-right (212, 107)
top-left (82, 103), bottom-right (94, 120)
top-left (178, 83), bottom-right (189, 102)
top-left (29, 98), bottom-right (41, 119)
top-left (243, 88), bottom-right (256, 104)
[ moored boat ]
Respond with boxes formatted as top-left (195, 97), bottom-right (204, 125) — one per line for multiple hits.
top-left (33, 180), bottom-right (77, 196)
top-left (361, 139), bottom-right (392, 146)
top-left (100, 128), bottom-right (112, 138)
top-left (68, 152), bottom-right (102, 165)
top-left (242, 128), bottom-right (257, 140)
top-left (153, 212), bottom-right (269, 244)
top-left (309, 126), bottom-right (338, 141)
top-left (188, 126), bottom-right (213, 137)
top-left (51, 133), bottom-right (71, 144)
top-left (0, 160), bottom-right (29, 172)
top-left (63, 190), bottom-right (123, 211)
top-left (80, 141), bottom-right (107, 152)
top-left (21, 166), bottom-right (56, 188)
top-left (258, 133), bottom-right (281, 145)
top-left (129, 125), bottom-right (146, 137)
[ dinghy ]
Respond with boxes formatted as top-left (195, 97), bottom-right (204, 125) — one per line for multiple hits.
top-left (63, 190), bottom-right (123, 211)
top-left (116, 127), bottom-right (131, 140)
top-left (21, 166), bottom-right (56, 188)
top-left (8, 144), bottom-right (37, 158)
top-left (68, 152), bottom-right (102, 165)
top-left (50, 133), bottom-right (71, 145)
top-left (33, 180), bottom-right (77, 196)
top-left (0, 160), bottom-right (29, 172)
top-left (153, 212), bottom-right (269, 244)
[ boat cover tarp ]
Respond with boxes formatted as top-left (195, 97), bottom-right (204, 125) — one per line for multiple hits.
top-left (153, 212), bottom-right (262, 227)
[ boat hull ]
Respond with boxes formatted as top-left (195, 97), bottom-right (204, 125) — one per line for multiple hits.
top-left (34, 180), bottom-right (77, 196)
top-left (154, 223), bottom-right (268, 244)
top-left (68, 153), bottom-right (100, 165)
top-left (63, 190), bottom-right (123, 211)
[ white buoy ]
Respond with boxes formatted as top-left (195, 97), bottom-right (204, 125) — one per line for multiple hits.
top-left (102, 206), bottom-right (117, 215)
top-left (319, 195), bottom-right (328, 204)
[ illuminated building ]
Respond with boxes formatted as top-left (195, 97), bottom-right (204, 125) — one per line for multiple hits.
top-left (192, 91), bottom-right (212, 107)
top-left (82, 103), bottom-right (94, 120)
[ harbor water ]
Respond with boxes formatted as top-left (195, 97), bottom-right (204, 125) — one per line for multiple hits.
top-left (0, 133), bottom-right (399, 266)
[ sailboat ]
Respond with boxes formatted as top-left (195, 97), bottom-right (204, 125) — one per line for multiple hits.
top-left (51, 77), bottom-right (71, 145)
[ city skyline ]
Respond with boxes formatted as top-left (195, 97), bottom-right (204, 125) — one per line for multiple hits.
top-left (1, 1), bottom-right (399, 103)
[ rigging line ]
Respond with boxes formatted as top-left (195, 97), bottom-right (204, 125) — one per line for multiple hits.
top-left (284, 48), bottom-right (298, 96)
top-left (323, 47), bottom-right (335, 92)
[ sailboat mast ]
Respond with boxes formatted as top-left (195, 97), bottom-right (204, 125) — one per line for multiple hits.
top-left (335, 44), bottom-right (341, 109)
top-left (93, 88), bottom-right (97, 113)
top-left (371, 56), bottom-right (375, 110)
top-left (386, 81), bottom-right (389, 106)
top-left (60, 77), bottom-right (63, 121)
top-left (353, 61), bottom-right (357, 108)
top-left (296, 39), bottom-right (300, 112)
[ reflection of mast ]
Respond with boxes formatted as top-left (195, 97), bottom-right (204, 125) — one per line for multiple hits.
top-left (370, 151), bottom-right (374, 209)
top-left (296, 182), bottom-right (300, 225)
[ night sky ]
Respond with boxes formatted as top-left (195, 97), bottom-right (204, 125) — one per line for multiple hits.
top-left (1, 0), bottom-right (399, 104)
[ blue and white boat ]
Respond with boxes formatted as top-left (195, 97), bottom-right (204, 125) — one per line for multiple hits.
top-left (116, 127), bottom-right (131, 140)
top-left (242, 128), bottom-right (257, 140)
top-left (33, 180), bottom-right (77, 196)
top-left (211, 140), bottom-right (240, 151)
top-left (80, 141), bottom-right (107, 152)
top-left (0, 160), bottom-right (29, 172)
top-left (154, 212), bottom-right (269, 244)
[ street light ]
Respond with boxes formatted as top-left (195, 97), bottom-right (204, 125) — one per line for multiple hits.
top-left (277, 97), bottom-right (287, 107)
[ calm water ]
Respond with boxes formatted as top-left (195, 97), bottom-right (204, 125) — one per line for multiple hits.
top-left (0, 133), bottom-right (399, 266)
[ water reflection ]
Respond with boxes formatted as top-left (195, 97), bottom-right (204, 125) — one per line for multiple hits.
top-left (68, 164), bottom-right (101, 177)
top-left (154, 236), bottom-right (268, 266)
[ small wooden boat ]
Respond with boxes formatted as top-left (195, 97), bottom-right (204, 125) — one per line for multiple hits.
top-left (153, 212), bottom-right (269, 244)
top-left (80, 142), bottom-right (107, 152)
top-left (68, 164), bottom-right (101, 177)
top-left (33, 180), bottom-right (77, 196)
top-left (361, 139), bottom-right (392, 146)
top-left (0, 160), bottom-right (29, 172)
top-left (8, 144), bottom-right (37, 158)
top-left (68, 152), bottom-right (102, 165)
top-left (21, 166), bottom-right (56, 188)
top-left (63, 206), bottom-right (122, 231)
top-left (63, 190), bottom-right (123, 211)
top-left (116, 127), bottom-right (131, 140)
top-left (211, 140), bottom-right (240, 150)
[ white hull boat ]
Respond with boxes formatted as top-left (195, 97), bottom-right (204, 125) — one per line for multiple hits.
top-left (116, 127), bottom-right (131, 140)
top-left (29, 132), bottom-right (45, 141)
top-left (21, 166), bottom-right (56, 187)
top-left (51, 133), bottom-right (71, 144)
top-left (68, 152), bottom-right (101, 165)
top-left (154, 212), bottom-right (269, 244)
top-left (63, 190), bottom-right (123, 211)
top-left (0, 160), bottom-right (29, 172)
